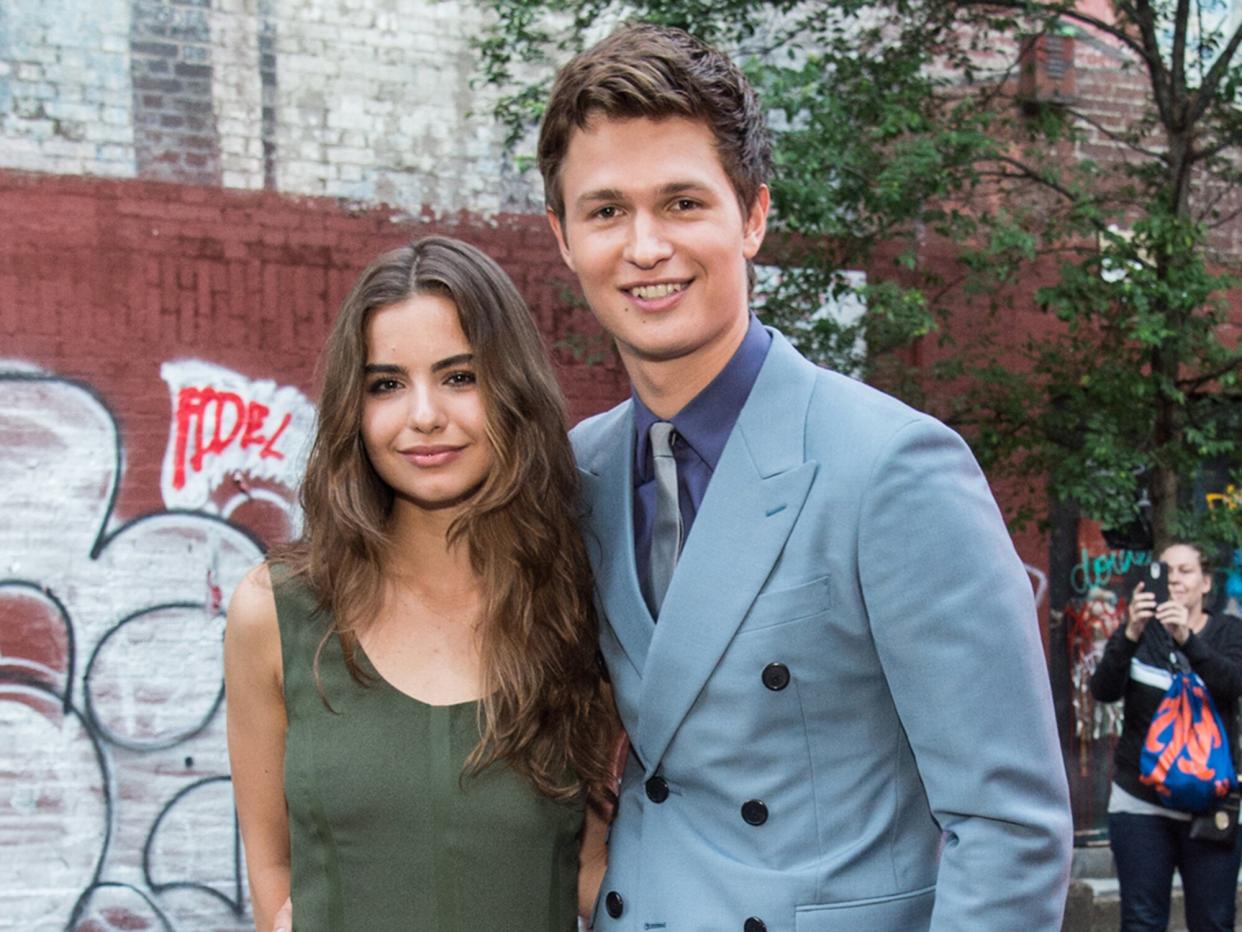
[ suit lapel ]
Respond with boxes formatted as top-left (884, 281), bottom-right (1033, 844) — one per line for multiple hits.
top-left (636, 333), bottom-right (819, 772)
top-left (578, 405), bottom-right (654, 674)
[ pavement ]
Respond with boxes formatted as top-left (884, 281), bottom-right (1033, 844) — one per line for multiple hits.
top-left (1061, 846), bottom-right (1242, 932)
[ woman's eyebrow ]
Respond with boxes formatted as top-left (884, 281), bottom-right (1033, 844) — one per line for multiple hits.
top-left (431, 353), bottom-right (474, 373)
top-left (363, 362), bottom-right (406, 376)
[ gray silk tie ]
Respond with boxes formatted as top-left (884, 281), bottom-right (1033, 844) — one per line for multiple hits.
top-left (648, 421), bottom-right (682, 615)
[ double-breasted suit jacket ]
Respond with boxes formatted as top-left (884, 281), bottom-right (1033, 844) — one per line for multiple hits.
top-left (573, 330), bottom-right (1072, 932)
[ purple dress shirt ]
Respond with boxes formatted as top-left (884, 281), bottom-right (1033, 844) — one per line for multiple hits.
top-left (632, 314), bottom-right (772, 605)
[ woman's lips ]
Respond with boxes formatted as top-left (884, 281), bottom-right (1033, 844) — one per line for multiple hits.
top-left (401, 445), bottom-right (464, 467)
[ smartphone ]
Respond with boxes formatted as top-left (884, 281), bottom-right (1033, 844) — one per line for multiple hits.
top-left (1145, 560), bottom-right (1170, 604)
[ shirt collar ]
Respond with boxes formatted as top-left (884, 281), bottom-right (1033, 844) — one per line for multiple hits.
top-left (633, 314), bottom-right (772, 477)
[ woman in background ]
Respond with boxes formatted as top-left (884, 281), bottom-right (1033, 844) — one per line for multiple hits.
top-left (1090, 541), bottom-right (1242, 932)
top-left (225, 235), bottom-right (615, 931)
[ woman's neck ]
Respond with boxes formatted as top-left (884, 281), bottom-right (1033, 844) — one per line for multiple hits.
top-left (383, 504), bottom-right (478, 599)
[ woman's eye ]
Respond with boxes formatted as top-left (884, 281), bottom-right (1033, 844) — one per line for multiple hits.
top-left (445, 371), bottom-right (477, 387)
top-left (367, 378), bottom-right (401, 395)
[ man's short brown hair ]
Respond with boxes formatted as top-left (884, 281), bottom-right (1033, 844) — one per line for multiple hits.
top-left (537, 23), bottom-right (772, 221)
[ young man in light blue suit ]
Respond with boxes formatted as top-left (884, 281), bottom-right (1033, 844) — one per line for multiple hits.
top-left (540, 24), bottom-right (1074, 932)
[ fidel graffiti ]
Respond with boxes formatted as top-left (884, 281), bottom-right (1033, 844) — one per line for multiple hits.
top-left (161, 360), bottom-right (315, 517)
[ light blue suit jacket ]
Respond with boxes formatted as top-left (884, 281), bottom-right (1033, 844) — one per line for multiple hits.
top-left (573, 330), bottom-right (1072, 932)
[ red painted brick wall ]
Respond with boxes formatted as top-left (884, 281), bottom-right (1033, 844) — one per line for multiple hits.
top-left (1, 168), bottom-right (628, 530)
top-left (0, 168), bottom-right (627, 929)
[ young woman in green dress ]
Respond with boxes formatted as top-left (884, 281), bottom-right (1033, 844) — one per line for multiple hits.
top-left (225, 235), bottom-right (617, 931)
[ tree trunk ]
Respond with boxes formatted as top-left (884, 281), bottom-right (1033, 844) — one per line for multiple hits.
top-left (1149, 333), bottom-right (1180, 552)
top-left (1150, 461), bottom-right (1178, 553)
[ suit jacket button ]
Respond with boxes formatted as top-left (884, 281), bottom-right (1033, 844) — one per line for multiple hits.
top-left (645, 775), bottom-right (669, 803)
top-left (744, 919), bottom-right (767, 932)
top-left (762, 662), bottom-right (790, 690)
top-left (741, 799), bottom-right (769, 825)
top-left (605, 891), bottom-right (624, 918)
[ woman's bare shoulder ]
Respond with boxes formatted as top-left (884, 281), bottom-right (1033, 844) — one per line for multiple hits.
top-left (227, 563), bottom-right (280, 644)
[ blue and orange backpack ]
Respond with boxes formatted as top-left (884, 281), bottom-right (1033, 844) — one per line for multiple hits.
top-left (1139, 640), bottom-right (1237, 813)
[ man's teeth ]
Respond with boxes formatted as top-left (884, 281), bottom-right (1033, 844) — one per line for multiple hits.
top-left (630, 283), bottom-right (686, 300)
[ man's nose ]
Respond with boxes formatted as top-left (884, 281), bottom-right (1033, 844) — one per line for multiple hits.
top-left (623, 212), bottom-right (674, 268)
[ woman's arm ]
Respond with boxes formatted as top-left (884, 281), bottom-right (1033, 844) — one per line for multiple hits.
top-left (1089, 623), bottom-right (1141, 702)
top-left (1184, 615), bottom-right (1242, 697)
top-left (225, 564), bottom-right (291, 932)
top-left (578, 729), bottom-right (626, 924)
top-left (1089, 585), bottom-right (1150, 703)
top-left (577, 803), bottom-right (609, 924)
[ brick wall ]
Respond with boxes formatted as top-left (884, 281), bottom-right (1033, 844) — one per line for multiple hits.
top-left (0, 0), bottom-right (632, 923)
top-left (0, 170), bottom-right (624, 929)
top-left (0, 0), bottom-right (540, 212)
top-left (3, 0), bottom-right (1241, 924)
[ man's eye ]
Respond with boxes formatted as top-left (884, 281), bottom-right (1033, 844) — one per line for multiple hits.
top-left (673, 198), bottom-right (699, 211)
top-left (593, 205), bottom-right (618, 220)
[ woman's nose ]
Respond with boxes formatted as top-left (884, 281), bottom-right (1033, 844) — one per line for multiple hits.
top-left (407, 384), bottom-right (445, 433)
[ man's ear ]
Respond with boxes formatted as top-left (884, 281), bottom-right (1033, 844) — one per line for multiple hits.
top-left (742, 184), bottom-right (770, 260)
top-left (547, 208), bottom-right (575, 271)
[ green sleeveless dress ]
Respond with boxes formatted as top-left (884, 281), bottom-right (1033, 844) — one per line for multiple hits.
top-left (273, 573), bottom-right (583, 931)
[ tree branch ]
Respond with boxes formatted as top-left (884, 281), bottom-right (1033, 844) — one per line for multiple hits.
top-left (1190, 19), bottom-right (1242, 122)
top-left (1063, 104), bottom-right (1166, 160)
top-left (1191, 131), bottom-right (1242, 162)
top-left (1201, 197), bottom-right (1242, 230)
top-left (1179, 357), bottom-right (1242, 391)
top-left (1170, 0), bottom-right (1190, 109)
top-left (1124, 0), bottom-right (1175, 129)
top-left (957, 0), bottom-right (1150, 60)
top-left (988, 153), bottom-right (1104, 214)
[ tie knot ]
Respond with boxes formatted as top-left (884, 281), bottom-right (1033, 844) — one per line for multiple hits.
top-left (650, 421), bottom-right (676, 458)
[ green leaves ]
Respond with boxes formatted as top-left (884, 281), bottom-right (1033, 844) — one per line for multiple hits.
top-left (474, 0), bottom-right (1242, 551)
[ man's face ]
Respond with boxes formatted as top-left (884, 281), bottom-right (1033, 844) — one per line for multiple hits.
top-left (548, 115), bottom-right (768, 387)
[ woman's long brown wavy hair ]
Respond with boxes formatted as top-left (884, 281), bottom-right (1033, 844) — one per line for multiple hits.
top-left (272, 235), bottom-right (616, 806)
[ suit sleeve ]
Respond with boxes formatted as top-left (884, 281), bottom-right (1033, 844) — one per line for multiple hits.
top-left (857, 416), bottom-right (1072, 932)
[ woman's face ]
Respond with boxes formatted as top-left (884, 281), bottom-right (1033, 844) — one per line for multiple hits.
top-left (360, 293), bottom-right (494, 515)
top-left (1160, 543), bottom-right (1211, 612)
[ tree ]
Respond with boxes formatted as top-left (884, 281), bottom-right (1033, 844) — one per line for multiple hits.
top-left (476, 0), bottom-right (1242, 554)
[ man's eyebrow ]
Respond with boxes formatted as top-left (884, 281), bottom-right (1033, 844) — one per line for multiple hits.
top-left (576, 182), bottom-right (710, 208)
top-left (431, 353), bottom-right (474, 373)
top-left (656, 181), bottom-right (710, 196)
top-left (576, 187), bottom-right (626, 206)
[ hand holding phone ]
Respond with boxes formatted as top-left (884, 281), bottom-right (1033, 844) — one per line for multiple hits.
top-left (1126, 560), bottom-right (1169, 642)
top-left (1145, 560), bottom-right (1171, 605)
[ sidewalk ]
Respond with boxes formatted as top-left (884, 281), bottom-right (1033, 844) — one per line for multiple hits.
top-left (1063, 877), bottom-right (1190, 932)
top-left (1061, 847), bottom-right (1242, 932)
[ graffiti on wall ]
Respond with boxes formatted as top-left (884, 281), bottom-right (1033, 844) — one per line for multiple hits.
top-left (1205, 483), bottom-right (1242, 512)
top-left (1055, 521), bottom-right (1148, 840)
top-left (161, 360), bottom-right (315, 527)
top-left (0, 365), bottom-right (312, 929)
top-left (1204, 488), bottom-right (1242, 617)
top-left (1225, 549), bottom-right (1242, 617)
